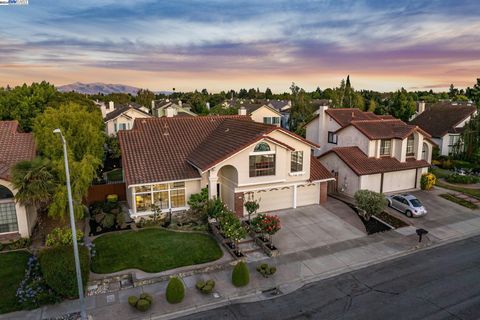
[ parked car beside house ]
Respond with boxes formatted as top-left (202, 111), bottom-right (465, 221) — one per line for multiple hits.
top-left (386, 194), bottom-right (427, 217)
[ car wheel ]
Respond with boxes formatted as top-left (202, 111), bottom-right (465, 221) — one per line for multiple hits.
top-left (406, 210), bottom-right (413, 218)
top-left (387, 200), bottom-right (392, 207)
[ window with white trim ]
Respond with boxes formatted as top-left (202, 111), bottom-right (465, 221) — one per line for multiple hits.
top-left (135, 182), bottom-right (186, 213)
top-left (290, 151), bottom-right (303, 172)
top-left (380, 139), bottom-right (391, 156)
top-left (406, 135), bottom-right (415, 156)
top-left (263, 117), bottom-right (280, 125)
top-left (249, 142), bottom-right (275, 177)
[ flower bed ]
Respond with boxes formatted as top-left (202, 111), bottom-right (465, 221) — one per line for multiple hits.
top-left (209, 222), bottom-right (244, 258)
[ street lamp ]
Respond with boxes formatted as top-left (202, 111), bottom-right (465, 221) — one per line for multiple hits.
top-left (53, 128), bottom-right (87, 320)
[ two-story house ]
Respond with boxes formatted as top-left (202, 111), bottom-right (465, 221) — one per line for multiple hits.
top-left (409, 101), bottom-right (477, 156)
top-left (238, 103), bottom-right (282, 127)
top-left (104, 102), bottom-right (152, 136)
top-left (306, 107), bottom-right (435, 196)
top-left (151, 99), bottom-right (197, 118)
top-left (0, 121), bottom-right (37, 241)
top-left (118, 115), bottom-right (334, 218)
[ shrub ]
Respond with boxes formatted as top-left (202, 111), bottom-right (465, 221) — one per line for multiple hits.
top-left (420, 173), bottom-right (437, 190)
top-left (106, 194), bottom-right (118, 203)
top-left (128, 293), bottom-right (153, 312)
top-left (354, 190), bottom-right (387, 219)
top-left (232, 261), bottom-right (249, 287)
top-left (188, 188), bottom-right (208, 211)
top-left (6, 237), bottom-right (31, 250)
top-left (250, 214), bottom-right (281, 244)
top-left (256, 263), bottom-right (277, 278)
top-left (38, 245), bottom-right (90, 298)
top-left (100, 213), bottom-right (116, 229)
top-left (445, 174), bottom-right (479, 184)
top-left (136, 298), bottom-right (151, 312)
top-left (166, 277), bottom-right (185, 304)
top-left (195, 279), bottom-right (215, 294)
top-left (45, 228), bottom-right (84, 247)
top-left (128, 296), bottom-right (138, 307)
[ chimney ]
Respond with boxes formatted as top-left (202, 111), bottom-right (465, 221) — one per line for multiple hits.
top-left (206, 102), bottom-right (210, 110)
top-left (108, 101), bottom-right (114, 110)
top-left (151, 100), bottom-right (155, 111)
top-left (417, 101), bottom-right (425, 114)
top-left (165, 106), bottom-right (175, 118)
top-left (178, 100), bottom-right (182, 107)
top-left (238, 106), bottom-right (247, 116)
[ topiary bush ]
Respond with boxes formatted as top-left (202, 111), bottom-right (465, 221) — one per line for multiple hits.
top-left (166, 277), bottom-right (185, 304)
top-left (232, 261), bottom-right (249, 287)
top-left (256, 263), bottom-right (277, 278)
top-left (38, 245), bottom-right (90, 298)
top-left (421, 172), bottom-right (437, 190)
top-left (354, 190), bottom-right (387, 220)
top-left (195, 279), bottom-right (215, 294)
top-left (128, 293), bottom-right (152, 312)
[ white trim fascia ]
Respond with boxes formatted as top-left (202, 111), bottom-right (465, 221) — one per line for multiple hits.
top-left (127, 177), bottom-right (201, 189)
top-left (237, 181), bottom-right (318, 193)
top-left (310, 177), bottom-right (336, 183)
top-left (0, 230), bottom-right (19, 235)
top-left (237, 179), bottom-right (286, 187)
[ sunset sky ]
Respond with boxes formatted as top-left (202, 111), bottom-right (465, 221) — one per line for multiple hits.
top-left (0, 0), bottom-right (479, 93)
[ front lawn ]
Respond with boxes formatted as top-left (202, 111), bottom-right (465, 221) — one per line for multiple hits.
top-left (91, 228), bottom-right (223, 273)
top-left (436, 181), bottom-right (480, 199)
top-left (0, 251), bottom-right (30, 314)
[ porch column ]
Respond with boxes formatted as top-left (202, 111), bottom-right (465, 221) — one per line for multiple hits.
top-left (293, 184), bottom-right (297, 208)
top-left (208, 168), bottom-right (218, 199)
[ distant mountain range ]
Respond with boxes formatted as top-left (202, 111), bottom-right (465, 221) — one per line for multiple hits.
top-left (57, 82), bottom-right (172, 96)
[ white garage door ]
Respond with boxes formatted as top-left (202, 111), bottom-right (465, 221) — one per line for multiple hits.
top-left (383, 169), bottom-right (416, 193)
top-left (255, 187), bottom-right (293, 212)
top-left (297, 183), bottom-right (320, 207)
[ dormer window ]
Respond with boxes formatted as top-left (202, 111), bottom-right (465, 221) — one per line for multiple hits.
top-left (406, 135), bottom-right (415, 156)
top-left (250, 142), bottom-right (275, 177)
top-left (380, 139), bottom-right (391, 156)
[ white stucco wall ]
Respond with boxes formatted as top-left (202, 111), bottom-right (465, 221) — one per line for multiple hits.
top-left (359, 174), bottom-right (382, 193)
top-left (382, 169), bottom-right (417, 193)
top-left (305, 107), bottom-right (341, 156)
top-left (336, 126), bottom-right (370, 155)
top-left (250, 106), bottom-right (281, 126)
top-left (319, 153), bottom-right (360, 196)
top-left (106, 109), bottom-right (150, 136)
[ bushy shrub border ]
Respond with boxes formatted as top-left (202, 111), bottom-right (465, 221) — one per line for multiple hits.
top-left (38, 246), bottom-right (90, 298)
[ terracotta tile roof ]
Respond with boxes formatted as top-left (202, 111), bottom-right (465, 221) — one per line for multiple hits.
top-left (410, 102), bottom-right (477, 137)
top-left (309, 156), bottom-right (335, 181)
top-left (318, 146), bottom-right (430, 176)
top-left (325, 108), bottom-right (379, 126)
top-left (120, 115), bottom-right (317, 186)
top-left (0, 121), bottom-right (36, 181)
top-left (342, 119), bottom-right (418, 140)
top-left (104, 104), bottom-right (151, 122)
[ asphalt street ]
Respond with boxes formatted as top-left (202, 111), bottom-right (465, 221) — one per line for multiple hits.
top-left (180, 235), bottom-right (480, 320)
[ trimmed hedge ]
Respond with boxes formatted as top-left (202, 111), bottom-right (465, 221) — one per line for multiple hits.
top-left (166, 277), bottom-right (185, 304)
top-left (232, 261), bottom-right (249, 287)
top-left (445, 174), bottom-right (479, 184)
top-left (38, 246), bottom-right (90, 298)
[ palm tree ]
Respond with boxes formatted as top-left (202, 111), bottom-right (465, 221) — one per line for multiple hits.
top-left (10, 157), bottom-right (57, 209)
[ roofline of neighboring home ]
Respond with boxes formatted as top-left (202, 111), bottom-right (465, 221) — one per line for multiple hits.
top-left (126, 177), bottom-right (202, 189)
top-left (440, 108), bottom-right (477, 137)
top-left (317, 149), bottom-right (431, 176)
top-left (104, 106), bottom-right (151, 122)
top-left (334, 119), bottom-right (415, 140)
top-left (249, 104), bottom-right (282, 116)
top-left (188, 133), bottom-right (297, 173)
top-left (276, 127), bottom-right (320, 148)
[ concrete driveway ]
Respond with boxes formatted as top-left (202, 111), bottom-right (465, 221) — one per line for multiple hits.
top-left (273, 200), bottom-right (367, 255)
top-left (391, 189), bottom-right (480, 240)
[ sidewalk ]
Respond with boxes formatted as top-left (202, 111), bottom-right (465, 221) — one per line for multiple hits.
top-left (4, 206), bottom-right (480, 320)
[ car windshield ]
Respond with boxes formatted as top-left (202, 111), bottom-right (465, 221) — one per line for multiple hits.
top-left (409, 199), bottom-right (423, 207)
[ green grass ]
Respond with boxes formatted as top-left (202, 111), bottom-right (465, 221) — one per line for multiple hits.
top-left (436, 181), bottom-right (480, 200)
top-left (439, 194), bottom-right (478, 209)
top-left (0, 251), bottom-right (30, 314)
top-left (91, 228), bottom-right (223, 273)
top-left (430, 167), bottom-right (451, 179)
top-left (106, 168), bottom-right (123, 182)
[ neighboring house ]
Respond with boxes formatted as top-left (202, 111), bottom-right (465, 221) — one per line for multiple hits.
top-left (104, 103), bottom-right (152, 136)
top-left (118, 115), bottom-right (334, 218)
top-left (0, 121), bottom-right (37, 241)
top-left (409, 101), bottom-right (477, 156)
top-left (152, 99), bottom-right (197, 118)
top-left (306, 107), bottom-right (435, 196)
top-left (238, 103), bottom-right (282, 127)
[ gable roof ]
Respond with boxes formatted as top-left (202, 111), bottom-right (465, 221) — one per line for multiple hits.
top-left (318, 146), bottom-right (430, 176)
top-left (0, 121), bottom-right (36, 181)
top-left (309, 156), bottom-right (335, 182)
top-left (337, 119), bottom-right (430, 140)
top-left (119, 116), bottom-right (320, 186)
top-left (325, 108), bottom-right (379, 127)
top-left (409, 102), bottom-right (477, 137)
top-left (104, 103), bottom-right (151, 122)
top-left (241, 103), bottom-right (281, 116)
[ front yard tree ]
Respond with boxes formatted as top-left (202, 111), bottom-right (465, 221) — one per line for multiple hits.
top-left (33, 103), bottom-right (105, 218)
top-left (244, 194), bottom-right (260, 222)
top-left (220, 212), bottom-right (247, 250)
top-left (354, 190), bottom-right (387, 220)
top-left (251, 214), bottom-right (281, 246)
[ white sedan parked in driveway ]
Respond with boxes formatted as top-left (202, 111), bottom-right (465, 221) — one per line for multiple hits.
top-left (386, 194), bottom-right (427, 218)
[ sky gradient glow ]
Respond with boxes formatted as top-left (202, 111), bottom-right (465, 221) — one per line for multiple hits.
top-left (0, 0), bottom-right (479, 92)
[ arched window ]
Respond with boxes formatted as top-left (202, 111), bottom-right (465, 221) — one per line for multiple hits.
top-left (0, 185), bottom-right (14, 200)
top-left (254, 142), bottom-right (270, 152)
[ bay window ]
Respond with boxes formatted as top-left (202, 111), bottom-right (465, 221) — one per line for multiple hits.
top-left (134, 181), bottom-right (186, 213)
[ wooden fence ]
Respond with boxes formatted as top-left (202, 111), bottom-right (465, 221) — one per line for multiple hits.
top-left (85, 182), bottom-right (126, 205)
